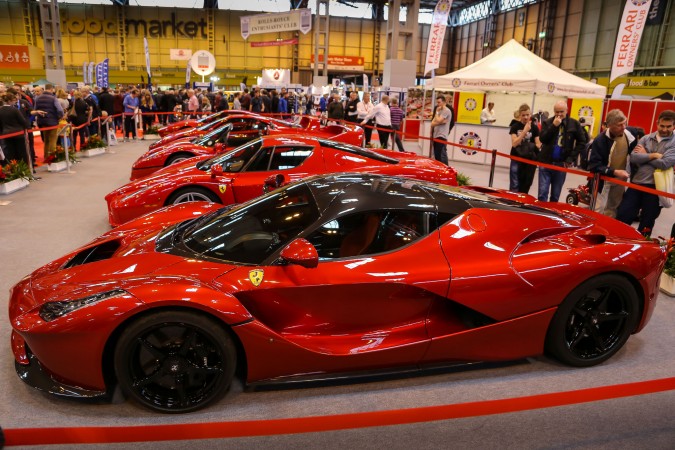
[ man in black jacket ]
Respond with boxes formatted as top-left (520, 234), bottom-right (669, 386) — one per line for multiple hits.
top-left (537, 101), bottom-right (587, 202)
top-left (588, 109), bottom-right (638, 218)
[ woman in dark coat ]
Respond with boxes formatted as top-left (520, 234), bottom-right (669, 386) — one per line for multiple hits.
top-left (0, 91), bottom-right (31, 165)
top-left (69, 90), bottom-right (90, 150)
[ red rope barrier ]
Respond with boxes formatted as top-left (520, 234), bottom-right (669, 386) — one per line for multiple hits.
top-left (2, 376), bottom-right (673, 446)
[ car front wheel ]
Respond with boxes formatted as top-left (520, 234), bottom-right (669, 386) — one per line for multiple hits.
top-left (545, 274), bottom-right (639, 367)
top-left (166, 187), bottom-right (221, 205)
top-left (114, 310), bottom-right (236, 413)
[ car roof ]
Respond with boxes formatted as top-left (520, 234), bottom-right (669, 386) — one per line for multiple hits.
top-left (301, 174), bottom-right (564, 220)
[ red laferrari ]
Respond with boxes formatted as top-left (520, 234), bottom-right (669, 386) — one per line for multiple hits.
top-left (131, 115), bottom-right (363, 180)
top-left (109, 136), bottom-right (457, 226)
top-left (11, 174), bottom-right (665, 413)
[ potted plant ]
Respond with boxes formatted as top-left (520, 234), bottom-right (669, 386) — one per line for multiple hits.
top-left (660, 238), bottom-right (675, 296)
top-left (0, 160), bottom-right (31, 195)
top-left (45, 144), bottom-right (78, 172)
top-left (456, 172), bottom-right (471, 186)
top-left (143, 125), bottom-right (161, 140)
top-left (81, 134), bottom-right (107, 157)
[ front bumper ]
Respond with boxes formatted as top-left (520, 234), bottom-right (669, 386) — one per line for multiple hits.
top-left (16, 352), bottom-right (108, 399)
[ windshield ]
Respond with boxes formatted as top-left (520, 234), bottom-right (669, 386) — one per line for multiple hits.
top-left (193, 123), bottom-right (232, 147)
top-left (196, 138), bottom-right (263, 171)
top-left (182, 182), bottom-right (320, 264)
top-left (318, 139), bottom-right (399, 164)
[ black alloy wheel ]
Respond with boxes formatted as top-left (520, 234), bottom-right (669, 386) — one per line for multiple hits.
top-left (114, 311), bottom-right (236, 413)
top-left (545, 274), bottom-right (639, 367)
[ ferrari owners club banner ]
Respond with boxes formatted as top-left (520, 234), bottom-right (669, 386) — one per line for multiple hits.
top-left (424, 0), bottom-right (453, 75)
top-left (610, 0), bottom-right (652, 83)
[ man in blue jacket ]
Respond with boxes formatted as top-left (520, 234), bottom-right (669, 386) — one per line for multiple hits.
top-left (33, 84), bottom-right (64, 161)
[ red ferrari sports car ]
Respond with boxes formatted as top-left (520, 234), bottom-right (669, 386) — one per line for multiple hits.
top-left (10, 174), bottom-right (665, 413)
top-left (130, 115), bottom-right (363, 180)
top-left (149, 114), bottom-right (322, 151)
top-left (109, 136), bottom-right (456, 227)
top-left (156, 109), bottom-right (250, 137)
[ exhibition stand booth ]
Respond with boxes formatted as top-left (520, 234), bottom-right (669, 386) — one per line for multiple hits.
top-left (418, 39), bottom-right (607, 167)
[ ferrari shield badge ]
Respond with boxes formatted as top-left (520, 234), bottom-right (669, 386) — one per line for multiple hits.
top-left (219, 185), bottom-right (227, 194)
top-left (249, 269), bottom-right (264, 287)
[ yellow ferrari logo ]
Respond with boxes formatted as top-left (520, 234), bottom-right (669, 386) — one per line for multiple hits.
top-left (219, 185), bottom-right (227, 194)
top-left (249, 269), bottom-right (264, 287)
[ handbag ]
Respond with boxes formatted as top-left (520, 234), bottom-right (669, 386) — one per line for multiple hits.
top-left (653, 166), bottom-right (674, 208)
top-left (514, 141), bottom-right (537, 160)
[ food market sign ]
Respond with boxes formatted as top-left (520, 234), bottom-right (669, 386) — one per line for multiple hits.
top-left (240, 9), bottom-right (311, 40)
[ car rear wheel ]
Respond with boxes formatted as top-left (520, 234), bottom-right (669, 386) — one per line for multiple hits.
top-left (166, 187), bottom-right (220, 205)
top-left (545, 274), bottom-right (639, 367)
top-left (114, 310), bottom-right (236, 413)
top-left (165, 153), bottom-right (194, 166)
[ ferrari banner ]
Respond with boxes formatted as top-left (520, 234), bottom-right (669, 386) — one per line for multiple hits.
top-left (424, 0), bottom-right (453, 75)
top-left (610, 0), bottom-right (652, 83)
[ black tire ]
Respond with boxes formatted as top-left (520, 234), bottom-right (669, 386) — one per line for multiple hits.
top-left (165, 152), bottom-right (195, 166)
top-left (565, 194), bottom-right (578, 205)
top-left (166, 186), bottom-right (221, 205)
top-left (114, 310), bottom-right (236, 413)
top-left (545, 274), bottom-right (639, 367)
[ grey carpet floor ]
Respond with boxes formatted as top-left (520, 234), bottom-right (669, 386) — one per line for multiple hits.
top-left (1, 139), bottom-right (673, 449)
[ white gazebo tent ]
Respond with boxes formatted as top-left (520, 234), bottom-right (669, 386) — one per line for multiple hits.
top-left (427, 39), bottom-right (606, 99)
top-left (420, 39), bottom-right (606, 165)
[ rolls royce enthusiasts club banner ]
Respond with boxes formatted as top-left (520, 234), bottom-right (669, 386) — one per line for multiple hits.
top-left (241, 9), bottom-right (312, 40)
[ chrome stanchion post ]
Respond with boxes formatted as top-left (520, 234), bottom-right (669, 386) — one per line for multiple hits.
top-left (23, 130), bottom-right (35, 177)
top-left (589, 172), bottom-right (601, 211)
top-left (64, 124), bottom-right (75, 174)
top-left (488, 149), bottom-right (497, 188)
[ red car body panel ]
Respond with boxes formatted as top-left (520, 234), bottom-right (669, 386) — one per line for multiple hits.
top-left (9, 175), bottom-right (665, 406)
top-left (131, 115), bottom-right (364, 180)
top-left (109, 136), bottom-right (457, 227)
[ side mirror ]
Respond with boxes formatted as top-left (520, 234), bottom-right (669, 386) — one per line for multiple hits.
top-left (211, 164), bottom-right (224, 177)
top-left (280, 238), bottom-right (318, 268)
top-left (263, 174), bottom-right (285, 193)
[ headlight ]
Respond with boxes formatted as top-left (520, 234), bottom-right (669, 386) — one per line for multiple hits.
top-left (39, 289), bottom-right (127, 322)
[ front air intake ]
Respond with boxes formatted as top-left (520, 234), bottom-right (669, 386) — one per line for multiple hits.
top-left (63, 240), bottom-right (121, 269)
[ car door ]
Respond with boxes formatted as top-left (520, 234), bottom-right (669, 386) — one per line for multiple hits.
top-left (230, 143), bottom-right (320, 203)
top-left (230, 209), bottom-right (450, 373)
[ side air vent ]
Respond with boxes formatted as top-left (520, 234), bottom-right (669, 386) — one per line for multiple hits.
top-left (63, 240), bottom-right (121, 269)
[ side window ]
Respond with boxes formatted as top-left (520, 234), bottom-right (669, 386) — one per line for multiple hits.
top-left (246, 147), bottom-right (273, 172)
top-left (305, 210), bottom-right (428, 259)
top-left (269, 147), bottom-right (313, 170)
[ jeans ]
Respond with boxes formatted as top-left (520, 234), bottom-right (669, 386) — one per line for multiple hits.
top-left (616, 184), bottom-right (662, 235)
top-left (390, 123), bottom-right (405, 151)
top-left (538, 163), bottom-right (567, 202)
top-left (509, 160), bottom-right (519, 191)
top-left (433, 139), bottom-right (448, 165)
